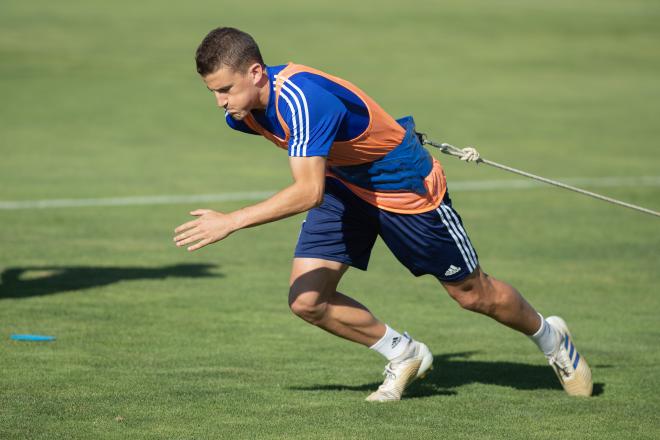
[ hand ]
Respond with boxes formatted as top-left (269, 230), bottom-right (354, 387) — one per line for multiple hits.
top-left (459, 146), bottom-right (480, 162)
top-left (173, 209), bottom-right (236, 251)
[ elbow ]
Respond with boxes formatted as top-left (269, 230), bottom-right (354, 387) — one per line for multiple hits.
top-left (293, 180), bottom-right (325, 212)
top-left (303, 185), bottom-right (324, 210)
top-left (308, 191), bottom-right (324, 209)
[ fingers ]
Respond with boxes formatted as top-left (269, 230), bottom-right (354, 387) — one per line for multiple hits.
top-left (174, 208), bottom-right (214, 234)
top-left (187, 238), bottom-right (212, 252)
top-left (173, 209), bottom-right (223, 251)
top-left (174, 230), bottom-right (211, 251)
top-left (174, 218), bottom-right (199, 234)
top-left (174, 232), bottom-right (205, 248)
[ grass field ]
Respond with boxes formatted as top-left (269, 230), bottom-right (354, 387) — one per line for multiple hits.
top-left (1, 0), bottom-right (659, 438)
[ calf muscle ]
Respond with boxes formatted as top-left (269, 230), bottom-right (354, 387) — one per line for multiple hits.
top-left (442, 267), bottom-right (541, 335)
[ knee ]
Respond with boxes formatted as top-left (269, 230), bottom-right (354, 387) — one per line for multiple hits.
top-left (445, 277), bottom-right (496, 315)
top-left (288, 293), bottom-right (328, 325)
top-left (452, 289), bottom-right (490, 313)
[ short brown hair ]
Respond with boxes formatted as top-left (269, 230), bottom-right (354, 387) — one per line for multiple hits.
top-left (195, 27), bottom-right (264, 76)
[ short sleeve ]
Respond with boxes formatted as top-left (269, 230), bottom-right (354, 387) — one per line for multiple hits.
top-left (276, 76), bottom-right (347, 157)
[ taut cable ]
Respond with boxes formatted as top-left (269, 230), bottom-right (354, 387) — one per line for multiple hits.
top-left (420, 136), bottom-right (660, 218)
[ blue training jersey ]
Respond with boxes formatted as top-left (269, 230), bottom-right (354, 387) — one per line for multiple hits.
top-left (225, 64), bottom-right (371, 158)
top-left (225, 63), bottom-right (447, 214)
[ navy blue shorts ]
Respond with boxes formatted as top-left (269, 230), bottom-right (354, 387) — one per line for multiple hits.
top-left (294, 178), bottom-right (479, 282)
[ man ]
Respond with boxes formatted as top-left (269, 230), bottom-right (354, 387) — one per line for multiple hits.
top-left (174, 27), bottom-right (593, 401)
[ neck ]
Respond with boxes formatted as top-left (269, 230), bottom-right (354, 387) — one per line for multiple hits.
top-left (254, 69), bottom-right (270, 110)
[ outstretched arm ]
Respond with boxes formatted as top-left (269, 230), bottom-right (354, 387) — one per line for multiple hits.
top-left (173, 156), bottom-right (326, 251)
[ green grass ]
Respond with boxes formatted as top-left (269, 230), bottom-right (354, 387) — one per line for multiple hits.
top-left (1, 0), bottom-right (659, 438)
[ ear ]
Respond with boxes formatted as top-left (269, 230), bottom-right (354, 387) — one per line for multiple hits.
top-left (247, 63), bottom-right (265, 85)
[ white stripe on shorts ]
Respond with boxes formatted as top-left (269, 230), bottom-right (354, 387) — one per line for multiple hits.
top-left (440, 204), bottom-right (479, 267)
top-left (436, 206), bottom-right (476, 273)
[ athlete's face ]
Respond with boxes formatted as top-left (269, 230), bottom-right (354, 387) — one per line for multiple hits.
top-left (203, 63), bottom-right (268, 120)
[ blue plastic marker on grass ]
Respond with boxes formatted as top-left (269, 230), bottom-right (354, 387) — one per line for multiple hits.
top-left (10, 334), bottom-right (56, 342)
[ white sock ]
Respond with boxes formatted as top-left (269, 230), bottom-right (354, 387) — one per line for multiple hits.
top-left (529, 313), bottom-right (560, 356)
top-left (369, 325), bottom-right (412, 361)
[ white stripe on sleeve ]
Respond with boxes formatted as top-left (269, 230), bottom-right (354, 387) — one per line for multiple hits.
top-left (276, 86), bottom-right (300, 155)
top-left (281, 78), bottom-right (310, 156)
top-left (279, 83), bottom-right (306, 156)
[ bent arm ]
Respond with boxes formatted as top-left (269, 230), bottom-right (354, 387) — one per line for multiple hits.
top-left (174, 156), bottom-right (326, 251)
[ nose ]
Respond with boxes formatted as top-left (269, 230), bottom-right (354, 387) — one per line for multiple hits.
top-left (213, 91), bottom-right (228, 109)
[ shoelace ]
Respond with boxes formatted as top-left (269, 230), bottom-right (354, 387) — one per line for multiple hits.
top-left (377, 338), bottom-right (416, 389)
top-left (382, 365), bottom-right (397, 382)
top-left (550, 357), bottom-right (571, 379)
top-left (548, 336), bottom-right (574, 380)
top-left (374, 365), bottom-right (398, 394)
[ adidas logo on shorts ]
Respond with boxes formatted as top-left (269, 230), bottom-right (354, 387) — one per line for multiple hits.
top-left (444, 265), bottom-right (462, 276)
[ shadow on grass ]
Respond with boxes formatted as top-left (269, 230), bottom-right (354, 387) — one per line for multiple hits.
top-left (0, 264), bottom-right (221, 299)
top-left (291, 351), bottom-right (606, 398)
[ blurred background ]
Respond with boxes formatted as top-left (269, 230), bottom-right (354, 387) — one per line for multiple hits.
top-left (3, 0), bottom-right (659, 200)
top-left (1, 1), bottom-right (659, 438)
